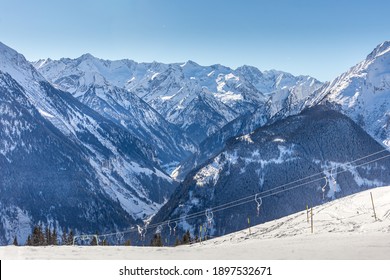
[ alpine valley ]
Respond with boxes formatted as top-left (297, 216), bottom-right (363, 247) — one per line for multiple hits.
top-left (1, 40), bottom-right (390, 245)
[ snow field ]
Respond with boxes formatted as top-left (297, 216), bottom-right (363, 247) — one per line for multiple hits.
top-left (1, 186), bottom-right (389, 259)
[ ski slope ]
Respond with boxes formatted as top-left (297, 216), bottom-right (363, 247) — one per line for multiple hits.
top-left (1, 186), bottom-right (390, 260)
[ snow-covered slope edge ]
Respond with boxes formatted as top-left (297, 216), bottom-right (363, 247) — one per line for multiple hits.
top-left (1, 186), bottom-right (389, 259)
top-left (209, 185), bottom-right (390, 244)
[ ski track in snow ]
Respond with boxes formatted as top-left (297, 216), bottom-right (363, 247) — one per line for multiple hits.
top-left (1, 186), bottom-right (390, 260)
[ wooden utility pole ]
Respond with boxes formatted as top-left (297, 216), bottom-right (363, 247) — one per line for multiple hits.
top-left (370, 192), bottom-right (377, 221)
top-left (247, 217), bottom-right (252, 235)
top-left (306, 205), bottom-right (309, 223)
top-left (310, 207), bottom-right (314, 234)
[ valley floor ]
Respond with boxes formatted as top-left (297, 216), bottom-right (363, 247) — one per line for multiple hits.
top-left (1, 186), bottom-right (390, 260)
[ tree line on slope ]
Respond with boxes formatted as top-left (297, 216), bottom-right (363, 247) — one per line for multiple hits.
top-left (13, 225), bottom-right (206, 247)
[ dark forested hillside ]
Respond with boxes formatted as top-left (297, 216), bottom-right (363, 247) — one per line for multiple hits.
top-left (150, 107), bottom-right (390, 244)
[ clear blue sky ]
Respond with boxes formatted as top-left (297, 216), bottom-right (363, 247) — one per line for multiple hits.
top-left (1, 0), bottom-right (389, 81)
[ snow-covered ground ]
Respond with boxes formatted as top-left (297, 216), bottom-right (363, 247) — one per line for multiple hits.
top-left (1, 186), bottom-right (390, 260)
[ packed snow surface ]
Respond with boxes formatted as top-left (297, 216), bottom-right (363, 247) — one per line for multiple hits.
top-left (2, 186), bottom-right (389, 260)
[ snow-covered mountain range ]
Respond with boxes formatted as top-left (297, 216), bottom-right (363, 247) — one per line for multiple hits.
top-left (34, 55), bottom-right (322, 147)
top-left (0, 42), bottom-right (175, 244)
top-left (1, 40), bottom-right (390, 246)
top-left (174, 41), bottom-right (390, 180)
top-left (32, 56), bottom-right (196, 172)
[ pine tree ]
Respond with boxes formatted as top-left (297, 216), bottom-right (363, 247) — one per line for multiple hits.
top-left (157, 234), bottom-right (163, 246)
top-left (32, 224), bottom-right (46, 246)
top-left (13, 236), bottom-right (18, 246)
top-left (52, 228), bottom-right (58, 245)
top-left (26, 235), bottom-right (32, 246)
top-left (181, 230), bottom-right (191, 245)
top-left (174, 237), bottom-right (181, 246)
top-left (124, 239), bottom-right (131, 246)
top-left (67, 229), bottom-right (74, 245)
top-left (150, 234), bottom-right (163, 247)
top-left (29, 224), bottom-right (46, 246)
top-left (61, 228), bottom-right (68, 245)
top-left (38, 224), bottom-right (45, 246)
top-left (90, 236), bottom-right (98, 246)
top-left (150, 234), bottom-right (156, 246)
top-left (32, 225), bottom-right (40, 246)
top-left (90, 232), bottom-right (99, 246)
top-left (45, 226), bottom-right (51, 246)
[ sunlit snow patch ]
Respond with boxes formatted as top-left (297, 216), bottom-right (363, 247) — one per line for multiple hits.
top-left (273, 138), bottom-right (286, 143)
top-left (238, 134), bottom-right (254, 144)
top-left (151, 73), bottom-right (160, 80)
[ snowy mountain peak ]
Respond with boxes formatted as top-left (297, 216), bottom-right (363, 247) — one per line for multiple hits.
top-left (33, 58), bottom-right (52, 69)
top-left (0, 42), bottom-right (30, 69)
top-left (0, 41), bottom-right (20, 57)
top-left (236, 65), bottom-right (263, 77)
top-left (79, 53), bottom-right (96, 60)
top-left (367, 41), bottom-right (390, 60)
top-left (317, 40), bottom-right (390, 148)
top-left (0, 41), bottom-right (45, 83)
top-left (180, 60), bottom-right (199, 67)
